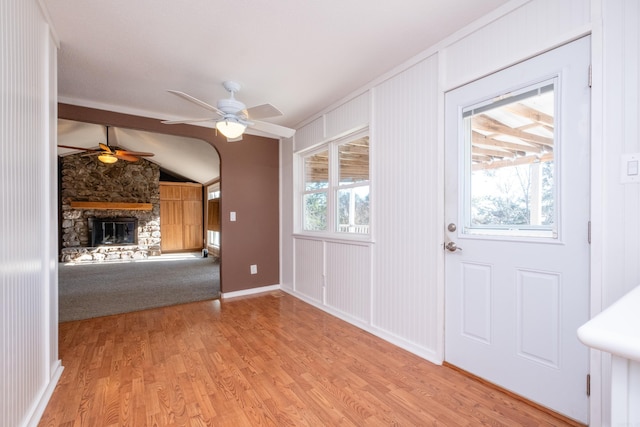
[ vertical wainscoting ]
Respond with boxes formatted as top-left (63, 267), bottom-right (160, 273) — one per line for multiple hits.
top-left (442, 0), bottom-right (591, 90)
top-left (288, 55), bottom-right (440, 361)
top-left (325, 242), bottom-right (371, 323)
top-left (280, 137), bottom-right (295, 291)
top-left (294, 238), bottom-right (325, 303)
top-left (293, 117), bottom-right (325, 152)
top-left (599, 0), bottom-right (640, 305)
top-left (371, 55), bottom-right (440, 360)
top-left (325, 92), bottom-right (370, 139)
top-left (1, 1), bottom-right (60, 426)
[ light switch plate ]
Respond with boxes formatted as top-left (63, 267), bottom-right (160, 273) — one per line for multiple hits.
top-left (230, 211), bottom-right (236, 221)
top-left (621, 153), bottom-right (640, 183)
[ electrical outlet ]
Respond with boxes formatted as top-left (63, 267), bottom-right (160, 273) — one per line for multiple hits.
top-left (250, 264), bottom-right (257, 275)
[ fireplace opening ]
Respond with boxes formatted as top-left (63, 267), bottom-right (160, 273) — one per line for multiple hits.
top-left (91, 217), bottom-right (138, 246)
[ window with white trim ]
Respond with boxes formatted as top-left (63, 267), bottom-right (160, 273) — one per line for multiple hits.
top-left (300, 130), bottom-right (370, 236)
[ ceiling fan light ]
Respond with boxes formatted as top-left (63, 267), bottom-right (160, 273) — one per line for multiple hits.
top-left (216, 118), bottom-right (246, 139)
top-left (98, 153), bottom-right (118, 164)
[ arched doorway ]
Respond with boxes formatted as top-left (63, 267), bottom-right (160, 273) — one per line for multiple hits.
top-left (57, 119), bottom-right (222, 321)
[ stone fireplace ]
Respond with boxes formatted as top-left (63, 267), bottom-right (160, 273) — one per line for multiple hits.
top-left (60, 153), bottom-right (161, 262)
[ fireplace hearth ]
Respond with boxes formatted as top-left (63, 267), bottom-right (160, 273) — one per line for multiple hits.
top-left (91, 217), bottom-right (138, 246)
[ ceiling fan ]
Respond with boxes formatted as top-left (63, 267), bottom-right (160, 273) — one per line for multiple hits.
top-left (162, 81), bottom-right (296, 140)
top-left (57, 126), bottom-right (155, 164)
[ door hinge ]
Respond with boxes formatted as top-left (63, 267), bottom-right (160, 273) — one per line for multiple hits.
top-left (588, 221), bottom-right (591, 244)
top-left (587, 374), bottom-right (591, 397)
top-left (588, 64), bottom-right (592, 88)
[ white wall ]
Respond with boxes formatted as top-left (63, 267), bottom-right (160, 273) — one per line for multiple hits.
top-left (595, 0), bottom-right (640, 424)
top-left (371, 55), bottom-right (440, 359)
top-left (0, 1), bottom-right (62, 426)
top-left (283, 0), bottom-right (640, 424)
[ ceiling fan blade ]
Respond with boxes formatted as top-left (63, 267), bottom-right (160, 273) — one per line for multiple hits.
top-left (250, 120), bottom-right (296, 139)
top-left (161, 118), bottom-right (214, 125)
top-left (115, 150), bottom-right (154, 157)
top-left (244, 103), bottom-right (283, 120)
top-left (115, 153), bottom-right (140, 162)
top-left (99, 143), bottom-right (114, 154)
top-left (58, 144), bottom-right (99, 152)
top-left (167, 90), bottom-right (224, 115)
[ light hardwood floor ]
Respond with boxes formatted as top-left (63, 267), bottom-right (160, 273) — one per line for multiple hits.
top-left (40, 291), bottom-right (583, 426)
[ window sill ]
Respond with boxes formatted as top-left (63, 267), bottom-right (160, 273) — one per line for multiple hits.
top-left (292, 232), bottom-right (374, 246)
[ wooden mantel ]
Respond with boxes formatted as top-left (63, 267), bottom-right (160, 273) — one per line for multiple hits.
top-left (70, 201), bottom-right (153, 211)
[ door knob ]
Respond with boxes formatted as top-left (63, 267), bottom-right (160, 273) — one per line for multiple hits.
top-left (445, 241), bottom-right (462, 252)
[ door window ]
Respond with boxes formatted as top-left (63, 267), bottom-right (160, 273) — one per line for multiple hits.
top-left (462, 81), bottom-right (556, 238)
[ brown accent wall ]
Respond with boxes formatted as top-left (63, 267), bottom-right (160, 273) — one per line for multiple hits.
top-left (59, 103), bottom-right (280, 293)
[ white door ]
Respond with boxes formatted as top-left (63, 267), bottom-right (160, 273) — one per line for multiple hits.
top-left (444, 37), bottom-right (590, 423)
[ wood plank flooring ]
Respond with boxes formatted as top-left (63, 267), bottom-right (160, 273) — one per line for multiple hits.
top-left (39, 291), bottom-right (583, 426)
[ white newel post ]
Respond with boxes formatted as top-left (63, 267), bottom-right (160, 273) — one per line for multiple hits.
top-left (578, 285), bottom-right (640, 426)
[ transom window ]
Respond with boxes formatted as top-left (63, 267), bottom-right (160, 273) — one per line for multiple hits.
top-left (300, 130), bottom-right (370, 236)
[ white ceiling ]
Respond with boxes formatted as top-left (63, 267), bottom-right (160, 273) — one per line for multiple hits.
top-left (46, 0), bottom-right (510, 182)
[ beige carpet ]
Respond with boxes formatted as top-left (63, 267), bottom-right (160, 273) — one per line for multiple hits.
top-left (58, 253), bottom-right (220, 322)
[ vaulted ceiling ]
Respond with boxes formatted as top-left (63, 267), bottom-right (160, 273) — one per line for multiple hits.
top-left (46, 0), bottom-right (510, 182)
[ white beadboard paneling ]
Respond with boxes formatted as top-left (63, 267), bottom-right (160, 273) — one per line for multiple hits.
top-left (600, 0), bottom-right (640, 307)
top-left (371, 54), bottom-right (439, 352)
top-left (47, 26), bottom-right (60, 373)
top-left (1, 0), bottom-right (59, 426)
top-left (597, 3), bottom-right (640, 422)
top-left (443, 0), bottom-right (590, 90)
top-left (293, 117), bottom-right (325, 153)
top-left (294, 238), bottom-right (325, 302)
top-left (325, 242), bottom-right (371, 322)
top-left (280, 138), bottom-right (295, 291)
top-left (325, 92), bottom-right (370, 140)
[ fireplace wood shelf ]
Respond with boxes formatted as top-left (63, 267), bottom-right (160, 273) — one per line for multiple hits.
top-left (70, 201), bottom-right (153, 211)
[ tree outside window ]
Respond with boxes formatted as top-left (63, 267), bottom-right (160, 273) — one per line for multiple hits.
top-left (300, 132), bottom-right (370, 236)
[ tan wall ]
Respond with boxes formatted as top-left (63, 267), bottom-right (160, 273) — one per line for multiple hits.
top-left (59, 103), bottom-right (280, 293)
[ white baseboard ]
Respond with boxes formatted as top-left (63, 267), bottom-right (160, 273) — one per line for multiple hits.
top-left (280, 288), bottom-right (442, 365)
top-left (26, 360), bottom-right (64, 427)
top-left (221, 284), bottom-right (281, 299)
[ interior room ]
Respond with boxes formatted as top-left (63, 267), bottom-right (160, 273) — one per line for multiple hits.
top-left (3, 1), bottom-right (640, 426)
top-left (56, 120), bottom-right (222, 321)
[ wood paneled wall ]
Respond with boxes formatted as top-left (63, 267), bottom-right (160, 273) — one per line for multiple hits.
top-left (160, 182), bottom-right (203, 252)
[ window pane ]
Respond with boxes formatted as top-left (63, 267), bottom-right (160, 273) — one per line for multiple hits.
top-left (466, 83), bottom-right (555, 236)
top-left (337, 185), bottom-right (370, 233)
top-left (339, 136), bottom-right (369, 185)
top-left (303, 192), bottom-right (327, 231)
top-left (305, 150), bottom-right (329, 190)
